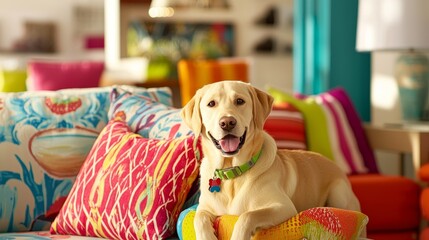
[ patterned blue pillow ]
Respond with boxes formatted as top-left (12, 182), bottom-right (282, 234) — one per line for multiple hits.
top-left (109, 87), bottom-right (192, 139)
top-left (0, 86), bottom-right (172, 232)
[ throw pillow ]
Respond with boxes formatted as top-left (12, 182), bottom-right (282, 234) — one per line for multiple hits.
top-left (0, 232), bottom-right (101, 239)
top-left (27, 61), bottom-right (104, 90)
top-left (0, 86), bottom-right (172, 232)
top-left (109, 87), bottom-right (192, 139)
top-left (268, 87), bottom-right (378, 174)
top-left (177, 205), bottom-right (368, 240)
top-left (51, 112), bottom-right (201, 239)
top-left (0, 69), bottom-right (27, 92)
top-left (263, 103), bottom-right (307, 150)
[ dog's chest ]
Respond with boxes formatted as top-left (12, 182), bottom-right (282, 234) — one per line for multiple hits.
top-left (208, 179), bottom-right (251, 215)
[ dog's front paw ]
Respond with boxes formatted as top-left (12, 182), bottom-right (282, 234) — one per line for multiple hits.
top-left (195, 210), bottom-right (218, 240)
top-left (195, 229), bottom-right (217, 240)
top-left (230, 231), bottom-right (251, 240)
top-left (230, 214), bottom-right (253, 240)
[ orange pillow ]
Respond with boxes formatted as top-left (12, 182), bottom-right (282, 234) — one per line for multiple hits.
top-left (419, 164), bottom-right (429, 182)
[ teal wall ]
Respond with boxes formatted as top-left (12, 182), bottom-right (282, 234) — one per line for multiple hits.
top-left (294, 0), bottom-right (371, 121)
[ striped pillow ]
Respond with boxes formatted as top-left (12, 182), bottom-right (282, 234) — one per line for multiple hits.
top-left (268, 87), bottom-right (378, 175)
top-left (264, 103), bottom-right (307, 150)
top-left (177, 59), bottom-right (249, 106)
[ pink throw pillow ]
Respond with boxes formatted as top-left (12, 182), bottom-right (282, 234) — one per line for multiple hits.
top-left (28, 61), bottom-right (104, 90)
top-left (50, 112), bottom-right (201, 239)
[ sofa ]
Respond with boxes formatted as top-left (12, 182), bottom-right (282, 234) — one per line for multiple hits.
top-left (419, 164), bottom-right (429, 240)
top-left (0, 84), bottom-right (419, 239)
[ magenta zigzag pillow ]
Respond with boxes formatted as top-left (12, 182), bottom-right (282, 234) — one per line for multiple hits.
top-left (50, 112), bottom-right (201, 239)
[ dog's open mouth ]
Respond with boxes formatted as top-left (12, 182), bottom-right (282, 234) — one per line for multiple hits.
top-left (208, 128), bottom-right (247, 155)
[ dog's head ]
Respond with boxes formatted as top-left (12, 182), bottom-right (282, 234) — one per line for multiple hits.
top-left (181, 81), bottom-right (273, 156)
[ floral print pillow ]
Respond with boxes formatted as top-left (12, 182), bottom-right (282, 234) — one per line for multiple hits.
top-left (109, 87), bottom-right (192, 139)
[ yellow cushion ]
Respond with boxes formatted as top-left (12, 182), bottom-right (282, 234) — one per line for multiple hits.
top-left (178, 207), bottom-right (368, 240)
top-left (0, 69), bottom-right (27, 92)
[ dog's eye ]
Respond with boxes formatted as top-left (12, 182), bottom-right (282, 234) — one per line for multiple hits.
top-left (207, 100), bottom-right (216, 107)
top-left (236, 98), bottom-right (245, 105)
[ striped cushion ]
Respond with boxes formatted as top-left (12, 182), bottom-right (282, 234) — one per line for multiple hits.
top-left (264, 104), bottom-right (307, 150)
top-left (177, 59), bottom-right (249, 106)
top-left (268, 87), bottom-right (378, 175)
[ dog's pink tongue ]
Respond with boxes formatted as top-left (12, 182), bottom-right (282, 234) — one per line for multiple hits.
top-left (219, 136), bottom-right (240, 153)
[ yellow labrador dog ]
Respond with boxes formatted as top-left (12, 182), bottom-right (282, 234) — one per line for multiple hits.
top-left (181, 81), bottom-right (361, 240)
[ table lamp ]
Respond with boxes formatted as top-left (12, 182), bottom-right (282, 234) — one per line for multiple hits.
top-left (356, 0), bottom-right (429, 121)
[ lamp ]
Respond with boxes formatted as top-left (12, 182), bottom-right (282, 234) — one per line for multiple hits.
top-left (148, 0), bottom-right (229, 18)
top-left (148, 0), bottom-right (178, 18)
top-left (356, 0), bottom-right (429, 121)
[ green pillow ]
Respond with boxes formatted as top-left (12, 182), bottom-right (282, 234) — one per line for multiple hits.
top-left (267, 87), bottom-right (334, 161)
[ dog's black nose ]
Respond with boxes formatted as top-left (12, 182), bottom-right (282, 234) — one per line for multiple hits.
top-left (219, 116), bottom-right (237, 131)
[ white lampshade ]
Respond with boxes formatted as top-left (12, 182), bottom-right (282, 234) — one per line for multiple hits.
top-left (356, 0), bottom-right (429, 51)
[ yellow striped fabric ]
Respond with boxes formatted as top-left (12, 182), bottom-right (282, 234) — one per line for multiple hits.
top-left (177, 59), bottom-right (249, 106)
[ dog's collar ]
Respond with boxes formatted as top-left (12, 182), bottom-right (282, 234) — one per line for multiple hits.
top-left (214, 148), bottom-right (262, 180)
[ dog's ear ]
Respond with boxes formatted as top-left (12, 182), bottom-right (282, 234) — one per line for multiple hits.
top-left (181, 89), bottom-right (203, 136)
top-left (250, 85), bottom-right (274, 130)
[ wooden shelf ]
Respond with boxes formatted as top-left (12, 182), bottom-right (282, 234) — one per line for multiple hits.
top-left (134, 79), bottom-right (178, 88)
top-left (137, 79), bottom-right (182, 107)
top-left (121, 0), bottom-right (150, 4)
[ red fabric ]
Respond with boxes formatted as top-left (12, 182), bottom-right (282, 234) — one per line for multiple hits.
top-left (422, 188), bottom-right (429, 220)
top-left (421, 228), bottom-right (429, 240)
top-left (265, 130), bottom-right (306, 142)
top-left (368, 231), bottom-right (418, 240)
top-left (419, 164), bottom-right (429, 182)
top-left (419, 164), bottom-right (429, 238)
top-left (348, 174), bottom-right (420, 232)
